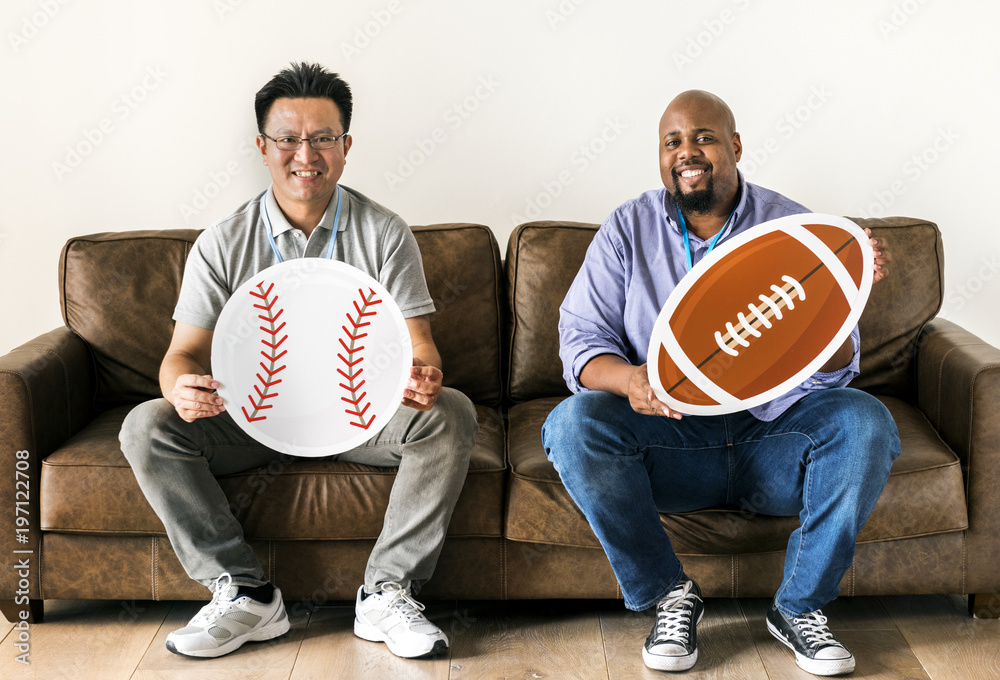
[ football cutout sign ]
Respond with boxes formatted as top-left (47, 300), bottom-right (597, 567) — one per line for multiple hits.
top-left (212, 259), bottom-right (412, 457)
top-left (647, 213), bottom-right (874, 416)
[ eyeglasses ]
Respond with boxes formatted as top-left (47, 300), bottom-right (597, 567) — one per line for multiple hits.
top-left (260, 131), bottom-right (348, 151)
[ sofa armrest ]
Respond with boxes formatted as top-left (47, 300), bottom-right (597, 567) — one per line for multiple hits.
top-left (916, 317), bottom-right (1000, 594)
top-left (0, 327), bottom-right (95, 604)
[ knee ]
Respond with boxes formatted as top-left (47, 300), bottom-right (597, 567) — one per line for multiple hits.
top-left (830, 390), bottom-right (901, 467)
top-left (119, 398), bottom-right (178, 465)
top-left (542, 391), bottom-right (624, 463)
top-left (426, 387), bottom-right (478, 459)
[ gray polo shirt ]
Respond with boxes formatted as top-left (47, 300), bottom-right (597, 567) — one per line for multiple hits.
top-left (174, 184), bottom-right (436, 330)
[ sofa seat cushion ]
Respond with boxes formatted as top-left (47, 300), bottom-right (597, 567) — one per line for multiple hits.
top-left (40, 403), bottom-right (506, 539)
top-left (505, 395), bottom-right (968, 554)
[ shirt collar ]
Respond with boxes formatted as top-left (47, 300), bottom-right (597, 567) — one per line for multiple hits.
top-left (262, 184), bottom-right (347, 237)
top-left (663, 170), bottom-right (749, 243)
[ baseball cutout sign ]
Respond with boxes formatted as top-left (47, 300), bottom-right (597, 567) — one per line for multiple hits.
top-left (647, 213), bottom-right (874, 416)
top-left (212, 258), bottom-right (412, 456)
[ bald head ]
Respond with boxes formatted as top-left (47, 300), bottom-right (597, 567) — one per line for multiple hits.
top-left (659, 90), bottom-right (736, 139)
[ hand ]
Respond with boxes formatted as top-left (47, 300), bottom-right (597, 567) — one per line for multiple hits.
top-left (628, 364), bottom-right (683, 419)
top-left (865, 228), bottom-right (891, 284)
top-left (402, 358), bottom-right (443, 411)
top-left (171, 373), bottom-right (226, 423)
top-left (171, 374), bottom-right (225, 422)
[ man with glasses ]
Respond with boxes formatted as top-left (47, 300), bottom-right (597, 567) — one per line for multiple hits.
top-left (120, 62), bottom-right (478, 660)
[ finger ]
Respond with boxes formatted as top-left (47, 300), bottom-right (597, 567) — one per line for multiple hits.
top-left (180, 388), bottom-right (225, 409)
top-left (407, 369), bottom-right (442, 392)
top-left (401, 395), bottom-right (433, 411)
top-left (179, 408), bottom-right (221, 422)
top-left (405, 381), bottom-right (441, 404)
top-left (651, 396), bottom-right (683, 419)
top-left (182, 397), bottom-right (224, 415)
top-left (179, 374), bottom-right (219, 391)
top-left (410, 364), bottom-right (443, 382)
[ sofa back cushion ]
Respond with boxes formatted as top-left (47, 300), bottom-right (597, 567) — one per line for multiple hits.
top-left (60, 230), bottom-right (200, 411)
top-left (848, 216), bottom-right (943, 398)
top-left (505, 221), bottom-right (599, 402)
top-left (411, 223), bottom-right (504, 405)
top-left (60, 224), bottom-right (504, 410)
top-left (504, 216), bottom-right (943, 402)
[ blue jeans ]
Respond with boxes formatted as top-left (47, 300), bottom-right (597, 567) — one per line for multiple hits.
top-left (541, 387), bottom-right (900, 616)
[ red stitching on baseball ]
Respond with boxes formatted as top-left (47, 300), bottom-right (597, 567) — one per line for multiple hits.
top-left (339, 287), bottom-right (382, 430)
top-left (242, 280), bottom-right (287, 423)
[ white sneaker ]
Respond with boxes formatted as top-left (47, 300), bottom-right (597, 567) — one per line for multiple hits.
top-left (166, 573), bottom-right (290, 658)
top-left (354, 582), bottom-right (449, 658)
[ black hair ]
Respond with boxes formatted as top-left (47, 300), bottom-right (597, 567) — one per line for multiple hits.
top-left (254, 62), bottom-right (353, 134)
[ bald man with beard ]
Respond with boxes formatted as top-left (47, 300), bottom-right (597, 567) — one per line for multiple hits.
top-left (542, 91), bottom-right (898, 677)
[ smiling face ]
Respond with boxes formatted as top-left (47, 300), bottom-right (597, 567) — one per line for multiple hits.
top-left (658, 91), bottom-right (742, 215)
top-left (256, 97), bottom-right (352, 218)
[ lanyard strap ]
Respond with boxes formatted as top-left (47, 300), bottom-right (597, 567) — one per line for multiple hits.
top-left (262, 185), bottom-right (343, 263)
top-left (677, 206), bottom-right (737, 271)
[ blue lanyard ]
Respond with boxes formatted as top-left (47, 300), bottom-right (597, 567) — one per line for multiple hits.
top-left (261, 185), bottom-right (343, 263)
top-left (677, 206), bottom-right (736, 271)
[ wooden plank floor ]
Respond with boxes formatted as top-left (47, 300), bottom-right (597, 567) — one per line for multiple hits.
top-left (2, 595), bottom-right (999, 679)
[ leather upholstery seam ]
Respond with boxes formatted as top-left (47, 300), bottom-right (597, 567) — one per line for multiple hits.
top-left (500, 538), bottom-right (507, 600)
top-left (966, 364), bottom-right (1000, 500)
top-left (151, 536), bottom-right (158, 601)
top-left (961, 531), bottom-right (967, 596)
top-left (37, 537), bottom-right (45, 600)
top-left (934, 346), bottom-right (959, 426)
top-left (505, 227), bottom-right (523, 400)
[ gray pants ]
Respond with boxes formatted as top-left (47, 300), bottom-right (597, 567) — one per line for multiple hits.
top-left (119, 387), bottom-right (477, 593)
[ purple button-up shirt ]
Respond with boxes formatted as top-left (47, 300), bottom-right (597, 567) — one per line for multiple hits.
top-left (558, 174), bottom-right (860, 421)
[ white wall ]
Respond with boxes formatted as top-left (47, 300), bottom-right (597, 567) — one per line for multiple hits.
top-left (2, 0), bottom-right (998, 356)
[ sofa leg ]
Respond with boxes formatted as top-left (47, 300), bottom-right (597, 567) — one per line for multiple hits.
top-left (0, 599), bottom-right (44, 624)
top-left (969, 593), bottom-right (1000, 619)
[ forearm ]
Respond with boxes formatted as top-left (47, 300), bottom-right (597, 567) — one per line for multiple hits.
top-left (579, 354), bottom-right (637, 397)
top-left (412, 340), bottom-right (442, 371)
top-left (817, 337), bottom-right (853, 373)
top-left (159, 352), bottom-right (208, 404)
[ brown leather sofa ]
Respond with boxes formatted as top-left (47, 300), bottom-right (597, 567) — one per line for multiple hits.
top-left (3, 216), bottom-right (1000, 624)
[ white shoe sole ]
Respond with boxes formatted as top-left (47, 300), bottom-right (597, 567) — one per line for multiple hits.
top-left (642, 646), bottom-right (698, 671)
top-left (642, 608), bottom-right (704, 671)
top-left (766, 619), bottom-right (855, 676)
top-left (354, 617), bottom-right (448, 658)
top-left (167, 609), bottom-right (291, 659)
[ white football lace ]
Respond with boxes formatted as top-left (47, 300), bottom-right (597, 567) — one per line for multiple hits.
top-left (652, 581), bottom-right (701, 643)
top-left (793, 610), bottom-right (839, 648)
top-left (715, 275), bottom-right (806, 357)
top-left (382, 583), bottom-right (428, 624)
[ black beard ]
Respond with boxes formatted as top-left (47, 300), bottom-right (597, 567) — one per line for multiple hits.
top-left (672, 172), bottom-right (717, 214)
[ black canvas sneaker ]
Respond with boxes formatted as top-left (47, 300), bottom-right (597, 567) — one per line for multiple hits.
top-left (766, 599), bottom-right (855, 676)
top-left (642, 575), bottom-right (704, 671)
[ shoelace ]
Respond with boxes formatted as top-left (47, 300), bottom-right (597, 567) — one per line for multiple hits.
top-left (192, 572), bottom-right (237, 626)
top-left (652, 580), bottom-right (702, 644)
top-left (792, 610), bottom-right (840, 649)
top-left (379, 583), bottom-right (428, 624)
